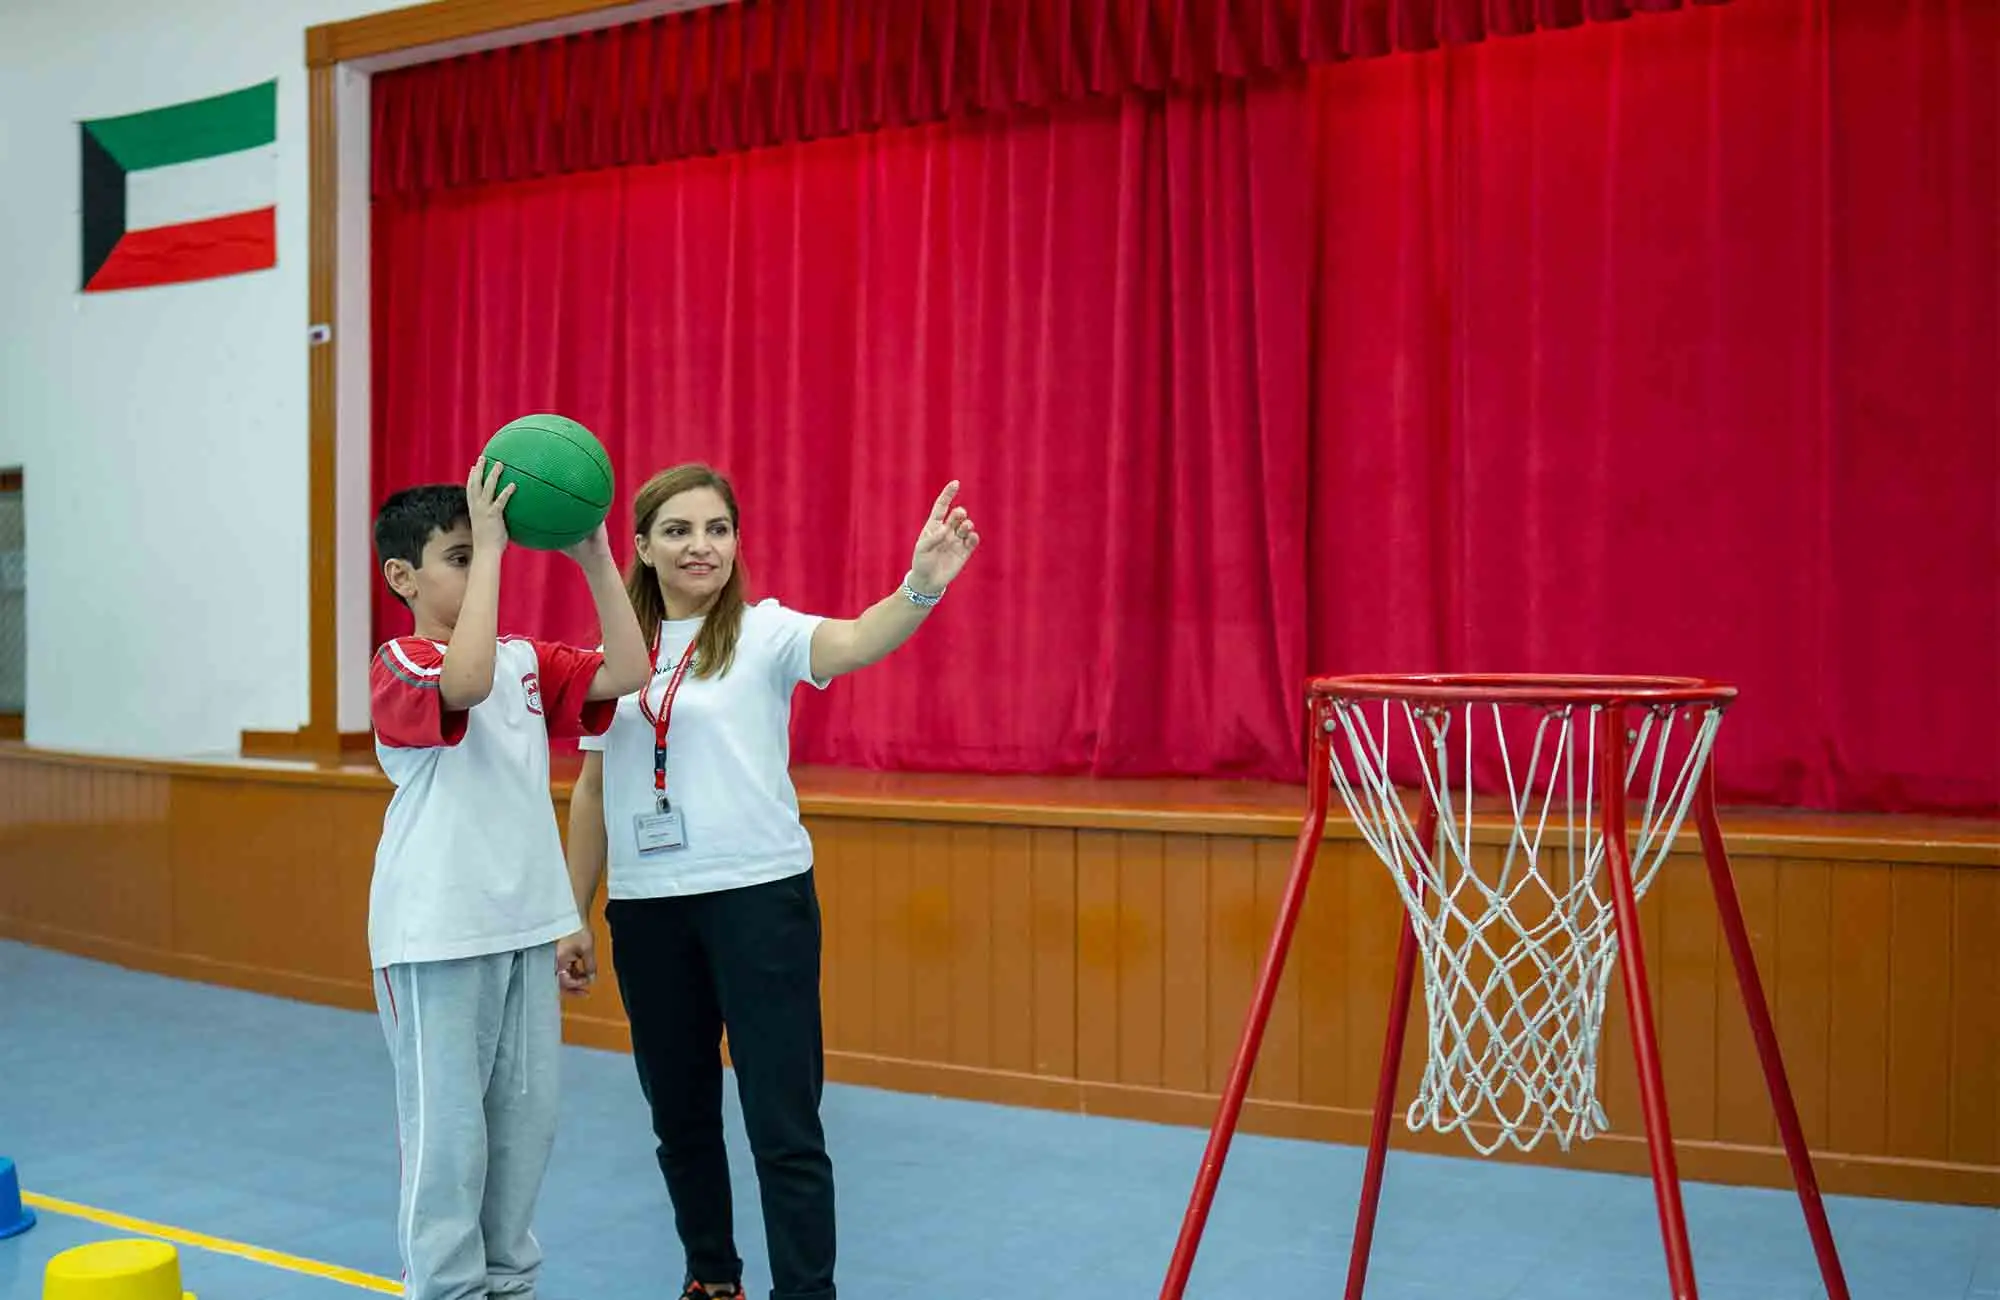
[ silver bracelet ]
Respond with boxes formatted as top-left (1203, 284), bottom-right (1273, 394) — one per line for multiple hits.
top-left (899, 571), bottom-right (946, 608)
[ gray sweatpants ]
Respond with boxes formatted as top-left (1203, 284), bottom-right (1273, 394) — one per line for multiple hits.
top-left (375, 943), bottom-right (561, 1300)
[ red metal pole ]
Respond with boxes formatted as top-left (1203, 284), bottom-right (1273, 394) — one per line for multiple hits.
top-left (1693, 765), bottom-right (1850, 1298)
top-left (1342, 802), bottom-right (1433, 1300)
top-left (1599, 706), bottom-right (1701, 1299)
top-left (1159, 710), bottom-right (1335, 1300)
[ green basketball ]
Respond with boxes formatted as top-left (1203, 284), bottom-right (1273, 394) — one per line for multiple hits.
top-left (480, 414), bottom-right (614, 550)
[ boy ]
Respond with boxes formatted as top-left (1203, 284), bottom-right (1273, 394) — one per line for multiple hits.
top-left (368, 458), bottom-right (650, 1300)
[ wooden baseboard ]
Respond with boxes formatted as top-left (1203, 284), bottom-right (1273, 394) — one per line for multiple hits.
top-left (529, 1012), bottom-right (2000, 1207)
top-left (0, 714), bottom-right (21, 741)
top-left (0, 919), bottom-right (377, 1014)
top-left (563, 1011), bottom-right (634, 1054)
top-left (823, 1055), bottom-right (1998, 1207)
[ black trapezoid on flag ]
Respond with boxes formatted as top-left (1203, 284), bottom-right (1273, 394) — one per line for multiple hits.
top-left (80, 123), bottom-right (126, 290)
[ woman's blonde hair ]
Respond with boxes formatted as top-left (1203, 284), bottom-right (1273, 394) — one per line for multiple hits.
top-left (625, 462), bottom-right (745, 680)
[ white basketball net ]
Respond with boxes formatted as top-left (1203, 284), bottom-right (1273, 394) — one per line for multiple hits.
top-left (1323, 697), bottom-right (1724, 1156)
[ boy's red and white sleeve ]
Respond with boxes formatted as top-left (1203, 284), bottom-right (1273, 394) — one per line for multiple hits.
top-left (371, 638), bottom-right (469, 749)
top-left (533, 640), bottom-right (615, 739)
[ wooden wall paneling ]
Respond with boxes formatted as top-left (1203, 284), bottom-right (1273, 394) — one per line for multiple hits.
top-left (1340, 839), bottom-right (1407, 1119)
top-left (1249, 835), bottom-right (1303, 1107)
top-left (53, 765), bottom-right (108, 938)
top-left (43, 766), bottom-right (115, 945)
top-left (1028, 827), bottom-right (1077, 1080)
top-left (1161, 834), bottom-right (1212, 1097)
top-left (869, 819), bottom-right (918, 1065)
top-left (6, 759), bottom-right (61, 926)
top-left (165, 776), bottom-right (378, 1008)
top-left (1888, 864), bottom-right (1957, 1164)
top-left (986, 825), bottom-right (1036, 1076)
top-left (13, 765), bottom-right (173, 956)
top-left (1293, 836), bottom-right (1350, 1113)
top-left (906, 821), bottom-right (956, 1068)
top-left (1948, 868), bottom-right (2000, 1167)
top-left (1204, 836), bottom-right (1261, 1098)
top-left (821, 818), bottom-right (871, 1060)
top-left (3, 747), bottom-right (1996, 1205)
top-left (1115, 830), bottom-right (1165, 1091)
top-left (1075, 828), bottom-right (1122, 1087)
top-left (108, 767), bottom-right (173, 953)
top-left (836, 817), bottom-right (882, 1061)
top-left (1631, 854), bottom-right (1670, 1142)
top-left (1595, 854), bottom-right (1665, 1155)
top-left (1828, 862), bottom-right (1895, 1157)
top-left (1774, 856), bottom-right (1836, 1149)
top-left (1712, 852), bottom-right (1782, 1149)
top-left (948, 825), bottom-right (995, 1074)
top-left (1657, 849), bottom-right (1723, 1144)
top-left (12, 759), bottom-right (61, 922)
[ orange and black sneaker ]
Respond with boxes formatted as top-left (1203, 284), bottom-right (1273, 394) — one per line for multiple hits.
top-left (680, 1283), bottom-right (741, 1299)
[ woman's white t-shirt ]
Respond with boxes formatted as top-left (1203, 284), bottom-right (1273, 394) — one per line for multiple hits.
top-left (578, 599), bottom-right (829, 899)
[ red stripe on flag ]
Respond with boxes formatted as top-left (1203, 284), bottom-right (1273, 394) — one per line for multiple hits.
top-left (85, 207), bottom-right (276, 292)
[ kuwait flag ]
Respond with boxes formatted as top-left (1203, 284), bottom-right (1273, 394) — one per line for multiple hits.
top-left (80, 80), bottom-right (277, 293)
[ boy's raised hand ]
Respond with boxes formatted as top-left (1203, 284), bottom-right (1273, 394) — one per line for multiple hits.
top-left (573, 517), bottom-right (652, 699)
top-left (467, 458), bottom-right (515, 554)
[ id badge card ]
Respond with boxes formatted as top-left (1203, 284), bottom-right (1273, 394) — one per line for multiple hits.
top-left (634, 801), bottom-right (687, 854)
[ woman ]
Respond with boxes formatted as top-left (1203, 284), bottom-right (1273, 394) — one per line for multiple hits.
top-left (562, 462), bottom-right (979, 1300)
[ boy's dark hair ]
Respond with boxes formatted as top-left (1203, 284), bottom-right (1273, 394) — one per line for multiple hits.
top-left (374, 485), bottom-right (469, 601)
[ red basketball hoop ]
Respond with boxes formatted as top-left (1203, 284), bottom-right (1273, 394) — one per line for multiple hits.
top-left (1161, 673), bottom-right (1850, 1300)
top-left (1313, 671), bottom-right (1738, 706)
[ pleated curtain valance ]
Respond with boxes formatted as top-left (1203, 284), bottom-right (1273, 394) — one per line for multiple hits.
top-left (371, 0), bottom-right (1720, 198)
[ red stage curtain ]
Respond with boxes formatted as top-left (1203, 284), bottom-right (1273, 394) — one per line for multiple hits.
top-left (373, 84), bottom-right (1314, 778)
top-left (371, 0), bottom-right (1722, 199)
top-left (1303, 0), bottom-right (1997, 812)
top-left (372, 0), bottom-right (1998, 814)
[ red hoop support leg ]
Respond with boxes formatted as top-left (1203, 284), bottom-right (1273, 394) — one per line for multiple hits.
top-left (1341, 803), bottom-right (1433, 1300)
top-left (1159, 716), bottom-right (1336, 1300)
top-left (1693, 766), bottom-right (1852, 1299)
top-left (1600, 708), bottom-right (1701, 1300)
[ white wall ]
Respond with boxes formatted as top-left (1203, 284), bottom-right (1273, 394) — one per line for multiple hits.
top-left (0, 0), bottom-right (384, 756)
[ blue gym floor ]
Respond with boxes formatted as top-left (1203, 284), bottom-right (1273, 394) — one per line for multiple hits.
top-left (0, 940), bottom-right (1990, 1299)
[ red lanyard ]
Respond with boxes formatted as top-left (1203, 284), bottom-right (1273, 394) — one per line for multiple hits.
top-left (638, 634), bottom-right (698, 803)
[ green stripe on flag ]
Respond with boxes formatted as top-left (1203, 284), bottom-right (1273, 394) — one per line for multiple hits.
top-left (83, 80), bottom-right (275, 172)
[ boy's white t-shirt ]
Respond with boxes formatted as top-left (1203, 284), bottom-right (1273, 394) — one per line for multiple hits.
top-left (578, 599), bottom-right (828, 899)
top-left (368, 635), bottom-right (613, 968)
